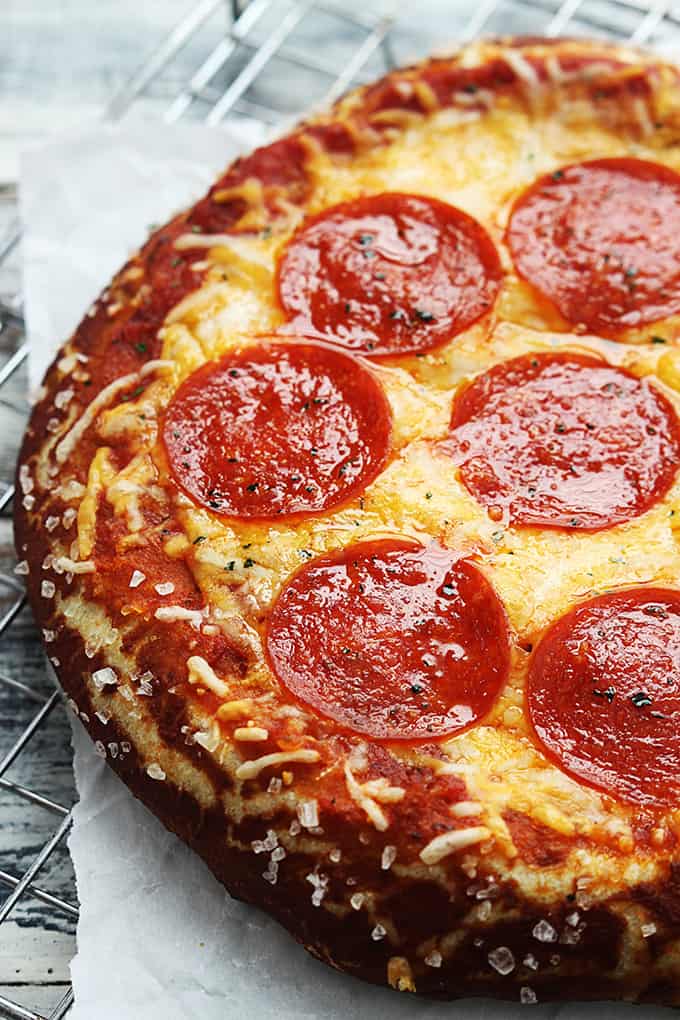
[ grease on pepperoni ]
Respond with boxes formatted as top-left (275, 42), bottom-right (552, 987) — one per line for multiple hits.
top-left (162, 341), bottom-right (391, 520)
top-left (266, 539), bottom-right (510, 741)
top-left (445, 352), bottom-right (680, 531)
top-left (277, 193), bottom-right (502, 357)
top-left (507, 159), bottom-right (680, 333)
top-left (527, 589), bottom-right (680, 806)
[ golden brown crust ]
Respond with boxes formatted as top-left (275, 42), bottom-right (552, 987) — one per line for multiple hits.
top-left (14, 36), bottom-right (680, 1005)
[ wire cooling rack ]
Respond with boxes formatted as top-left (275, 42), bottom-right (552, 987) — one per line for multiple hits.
top-left (2, 1), bottom-right (680, 1017)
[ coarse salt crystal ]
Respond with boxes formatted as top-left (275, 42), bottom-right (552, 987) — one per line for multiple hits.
top-left (289, 819), bottom-right (301, 836)
top-left (381, 845), bottom-right (397, 870)
top-left (532, 919), bottom-right (558, 943)
top-left (41, 580), bottom-right (56, 598)
top-left (267, 777), bottom-right (282, 794)
top-left (50, 656), bottom-right (60, 667)
top-left (42, 629), bottom-right (55, 643)
top-left (136, 672), bottom-right (153, 696)
top-left (350, 892), bottom-right (365, 910)
top-left (371, 924), bottom-right (386, 942)
top-left (129, 570), bottom-right (145, 588)
top-left (154, 581), bottom-right (175, 596)
top-left (92, 667), bottom-right (117, 690)
top-left (262, 830), bottom-right (278, 852)
top-left (306, 871), bottom-right (329, 907)
top-left (45, 516), bottom-right (60, 532)
top-left (146, 763), bottom-right (166, 780)
top-left (14, 560), bottom-right (29, 576)
top-left (641, 922), bottom-right (657, 938)
top-left (477, 899), bottom-right (492, 921)
top-left (19, 465), bottom-right (33, 494)
top-left (262, 861), bottom-right (278, 884)
top-left (523, 953), bottom-right (538, 971)
top-left (194, 727), bottom-right (220, 752)
top-left (22, 494), bottom-right (35, 510)
top-left (488, 946), bottom-right (515, 976)
top-left (560, 926), bottom-right (582, 946)
top-left (329, 848), bottom-right (342, 863)
top-left (121, 741), bottom-right (131, 754)
top-left (520, 986), bottom-right (538, 1004)
top-left (95, 711), bottom-right (110, 725)
top-left (108, 742), bottom-right (119, 759)
top-left (271, 846), bottom-right (286, 862)
top-left (297, 799), bottom-right (319, 828)
top-left (94, 741), bottom-right (106, 759)
top-left (425, 950), bottom-right (442, 968)
top-left (54, 388), bottom-right (74, 410)
top-left (62, 508), bottom-right (77, 528)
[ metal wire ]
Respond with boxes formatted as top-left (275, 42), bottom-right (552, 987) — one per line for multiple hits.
top-left (2, 0), bottom-right (680, 1016)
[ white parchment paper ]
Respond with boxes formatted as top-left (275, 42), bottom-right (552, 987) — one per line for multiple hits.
top-left (19, 121), bottom-right (671, 1019)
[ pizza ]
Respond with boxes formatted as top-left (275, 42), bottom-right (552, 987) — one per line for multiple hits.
top-left (14, 34), bottom-right (680, 1006)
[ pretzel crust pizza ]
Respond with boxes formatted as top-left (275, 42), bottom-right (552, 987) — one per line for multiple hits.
top-left (15, 35), bottom-right (680, 1006)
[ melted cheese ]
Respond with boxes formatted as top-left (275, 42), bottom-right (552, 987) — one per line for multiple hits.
top-left (78, 447), bottom-right (116, 559)
top-left (235, 749), bottom-right (321, 781)
top-left (420, 826), bottom-right (492, 865)
top-left (55, 42), bottom-right (680, 894)
top-left (187, 655), bottom-right (231, 698)
top-left (344, 763), bottom-right (406, 831)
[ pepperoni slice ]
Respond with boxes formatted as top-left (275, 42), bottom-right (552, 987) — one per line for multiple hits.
top-left (527, 589), bottom-right (680, 806)
top-left (277, 193), bottom-right (502, 357)
top-left (445, 352), bottom-right (680, 531)
top-left (266, 539), bottom-right (510, 741)
top-left (507, 158), bottom-right (680, 333)
top-left (162, 341), bottom-right (391, 520)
